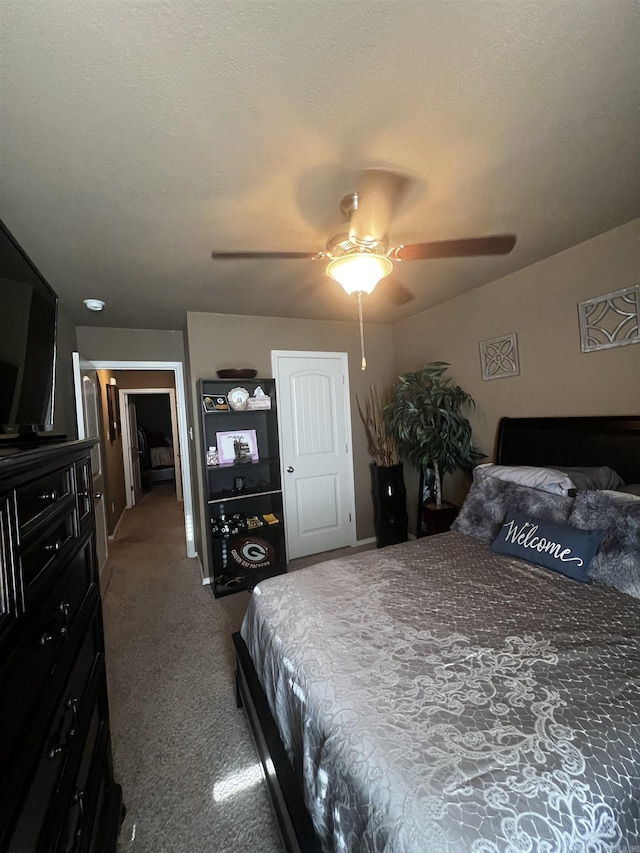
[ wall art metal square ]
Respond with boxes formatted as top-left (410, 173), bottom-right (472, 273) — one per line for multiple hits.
top-left (578, 284), bottom-right (639, 352)
top-left (479, 333), bottom-right (520, 381)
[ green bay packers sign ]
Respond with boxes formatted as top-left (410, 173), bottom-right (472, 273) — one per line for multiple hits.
top-left (230, 537), bottom-right (275, 570)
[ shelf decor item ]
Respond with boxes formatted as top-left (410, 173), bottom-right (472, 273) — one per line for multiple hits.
top-left (216, 429), bottom-right (258, 464)
top-left (227, 386), bottom-right (250, 411)
top-left (247, 385), bottom-right (272, 410)
top-left (216, 368), bottom-right (258, 379)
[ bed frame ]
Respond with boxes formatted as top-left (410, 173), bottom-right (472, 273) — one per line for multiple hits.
top-left (233, 414), bottom-right (640, 853)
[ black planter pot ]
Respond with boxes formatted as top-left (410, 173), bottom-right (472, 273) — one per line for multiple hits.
top-left (370, 463), bottom-right (408, 548)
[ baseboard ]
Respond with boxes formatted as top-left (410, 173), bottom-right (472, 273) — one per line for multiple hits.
top-left (108, 507), bottom-right (128, 541)
top-left (356, 536), bottom-right (376, 546)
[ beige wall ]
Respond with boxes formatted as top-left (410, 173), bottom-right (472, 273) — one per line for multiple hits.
top-left (392, 218), bottom-right (640, 512)
top-left (185, 311), bottom-right (396, 566)
top-left (111, 370), bottom-right (175, 389)
top-left (75, 326), bottom-right (184, 363)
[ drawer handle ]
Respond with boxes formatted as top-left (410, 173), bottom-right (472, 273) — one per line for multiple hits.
top-left (39, 602), bottom-right (70, 646)
top-left (66, 696), bottom-right (79, 738)
top-left (47, 742), bottom-right (66, 760)
top-left (59, 600), bottom-right (71, 637)
top-left (71, 789), bottom-right (85, 853)
top-left (42, 539), bottom-right (62, 554)
top-left (47, 696), bottom-right (79, 759)
top-left (38, 489), bottom-right (59, 502)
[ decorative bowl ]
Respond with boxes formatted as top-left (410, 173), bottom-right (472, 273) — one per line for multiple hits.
top-left (216, 368), bottom-right (258, 379)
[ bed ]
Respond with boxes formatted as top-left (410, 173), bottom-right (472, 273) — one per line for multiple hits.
top-left (233, 416), bottom-right (640, 853)
top-left (137, 424), bottom-right (176, 486)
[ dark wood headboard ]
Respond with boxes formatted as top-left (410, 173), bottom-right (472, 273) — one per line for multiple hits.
top-left (496, 416), bottom-right (640, 485)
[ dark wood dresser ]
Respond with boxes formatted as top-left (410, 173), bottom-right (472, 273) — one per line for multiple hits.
top-left (0, 439), bottom-right (122, 853)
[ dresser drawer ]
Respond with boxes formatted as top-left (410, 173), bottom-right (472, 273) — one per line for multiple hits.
top-left (5, 628), bottom-right (103, 853)
top-left (75, 459), bottom-right (93, 527)
top-left (16, 465), bottom-right (74, 534)
top-left (20, 505), bottom-right (77, 593)
top-left (58, 707), bottom-right (105, 853)
top-left (0, 543), bottom-right (97, 773)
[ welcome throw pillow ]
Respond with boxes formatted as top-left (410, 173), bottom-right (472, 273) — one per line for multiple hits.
top-left (491, 510), bottom-right (604, 582)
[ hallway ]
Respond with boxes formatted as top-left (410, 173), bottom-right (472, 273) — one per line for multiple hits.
top-left (102, 485), bottom-right (283, 852)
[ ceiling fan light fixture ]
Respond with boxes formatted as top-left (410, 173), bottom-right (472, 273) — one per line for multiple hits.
top-left (326, 253), bottom-right (393, 296)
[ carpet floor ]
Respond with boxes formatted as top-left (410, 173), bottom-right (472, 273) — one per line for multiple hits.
top-left (102, 483), bottom-right (373, 852)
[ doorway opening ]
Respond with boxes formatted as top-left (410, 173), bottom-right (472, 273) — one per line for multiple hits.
top-left (89, 360), bottom-right (195, 559)
top-left (120, 387), bottom-right (183, 507)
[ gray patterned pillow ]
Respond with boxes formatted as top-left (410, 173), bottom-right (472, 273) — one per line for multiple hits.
top-left (452, 472), bottom-right (574, 542)
top-left (568, 491), bottom-right (640, 599)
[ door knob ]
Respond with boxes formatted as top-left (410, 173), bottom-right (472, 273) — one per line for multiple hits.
top-left (286, 466), bottom-right (294, 473)
top-left (93, 492), bottom-right (103, 500)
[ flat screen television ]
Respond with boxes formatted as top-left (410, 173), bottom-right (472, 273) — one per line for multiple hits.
top-left (0, 219), bottom-right (58, 434)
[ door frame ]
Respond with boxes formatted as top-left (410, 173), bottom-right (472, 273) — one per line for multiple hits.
top-left (271, 350), bottom-right (357, 557)
top-left (120, 387), bottom-right (182, 506)
top-left (71, 353), bottom-right (109, 575)
top-left (89, 360), bottom-right (196, 559)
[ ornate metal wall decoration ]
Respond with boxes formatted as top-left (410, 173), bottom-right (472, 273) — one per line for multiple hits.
top-left (578, 284), bottom-right (639, 352)
top-left (479, 333), bottom-right (520, 381)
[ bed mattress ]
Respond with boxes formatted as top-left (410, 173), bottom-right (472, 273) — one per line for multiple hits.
top-left (241, 532), bottom-right (640, 853)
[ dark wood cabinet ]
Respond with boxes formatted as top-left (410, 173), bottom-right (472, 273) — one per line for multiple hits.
top-left (199, 379), bottom-right (287, 597)
top-left (0, 439), bottom-right (122, 853)
top-left (419, 501), bottom-right (460, 537)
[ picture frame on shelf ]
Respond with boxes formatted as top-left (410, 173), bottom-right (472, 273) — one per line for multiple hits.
top-left (203, 394), bottom-right (229, 412)
top-left (216, 429), bottom-right (259, 465)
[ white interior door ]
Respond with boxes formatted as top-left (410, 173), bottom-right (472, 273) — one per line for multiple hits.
top-left (72, 352), bottom-right (109, 574)
top-left (273, 351), bottom-right (356, 560)
top-left (120, 394), bottom-right (141, 507)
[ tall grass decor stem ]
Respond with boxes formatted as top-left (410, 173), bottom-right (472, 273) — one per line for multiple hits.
top-left (356, 386), bottom-right (401, 467)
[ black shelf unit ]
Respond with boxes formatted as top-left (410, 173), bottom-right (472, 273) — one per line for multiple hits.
top-left (198, 378), bottom-right (287, 597)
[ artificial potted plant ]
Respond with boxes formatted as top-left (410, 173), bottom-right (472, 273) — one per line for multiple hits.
top-left (357, 386), bottom-right (408, 547)
top-left (385, 362), bottom-right (483, 517)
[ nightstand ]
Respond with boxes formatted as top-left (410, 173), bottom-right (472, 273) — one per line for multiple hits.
top-left (419, 501), bottom-right (459, 537)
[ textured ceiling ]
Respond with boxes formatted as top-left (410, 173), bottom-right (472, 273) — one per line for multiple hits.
top-left (1, 1), bottom-right (639, 330)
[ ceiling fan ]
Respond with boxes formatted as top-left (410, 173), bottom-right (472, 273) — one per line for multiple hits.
top-left (212, 170), bottom-right (516, 368)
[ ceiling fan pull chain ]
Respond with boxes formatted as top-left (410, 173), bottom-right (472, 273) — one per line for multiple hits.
top-left (358, 291), bottom-right (367, 371)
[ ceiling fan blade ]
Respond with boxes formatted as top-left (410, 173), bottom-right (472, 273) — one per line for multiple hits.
top-left (380, 275), bottom-right (415, 306)
top-left (349, 169), bottom-right (410, 245)
top-left (393, 234), bottom-right (517, 261)
top-left (212, 250), bottom-right (318, 260)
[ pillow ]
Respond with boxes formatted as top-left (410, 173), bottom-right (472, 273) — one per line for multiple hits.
top-left (452, 473), bottom-right (574, 542)
top-left (548, 465), bottom-right (625, 492)
top-left (568, 490), bottom-right (640, 599)
top-left (475, 464), bottom-right (575, 496)
top-left (618, 483), bottom-right (640, 497)
top-left (491, 510), bottom-right (604, 582)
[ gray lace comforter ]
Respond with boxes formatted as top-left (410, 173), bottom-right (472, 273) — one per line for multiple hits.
top-left (241, 532), bottom-right (640, 853)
